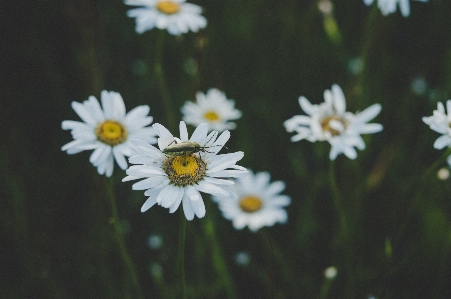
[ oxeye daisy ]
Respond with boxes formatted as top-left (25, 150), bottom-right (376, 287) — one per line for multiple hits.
top-left (125, 0), bottom-right (207, 35)
top-left (123, 121), bottom-right (248, 220)
top-left (284, 84), bottom-right (383, 160)
top-left (181, 88), bottom-right (242, 132)
top-left (363, 0), bottom-right (428, 17)
top-left (61, 90), bottom-right (157, 177)
top-left (212, 170), bottom-right (291, 232)
top-left (422, 100), bottom-right (451, 163)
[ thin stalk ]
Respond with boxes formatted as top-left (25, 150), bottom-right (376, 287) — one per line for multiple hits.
top-left (105, 178), bottom-right (144, 299)
top-left (178, 208), bottom-right (187, 299)
top-left (328, 160), bottom-right (355, 297)
top-left (259, 229), bottom-right (294, 293)
top-left (396, 148), bottom-right (451, 241)
top-left (204, 204), bottom-right (237, 299)
top-left (154, 30), bottom-right (177, 132)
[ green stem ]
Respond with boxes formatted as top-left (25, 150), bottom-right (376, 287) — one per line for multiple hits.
top-left (178, 208), bottom-right (187, 299)
top-left (329, 161), bottom-right (350, 244)
top-left (204, 203), bottom-right (237, 298)
top-left (154, 30), bottom-right (177, 132)
top-left (259, 230), bottom-right (294, 292)
top-left (396, 148), bottom-right (451, 241)
top-left (105, 178), bottom-right (144, 299)
top-left (328, 160), bottom-right (355, 297)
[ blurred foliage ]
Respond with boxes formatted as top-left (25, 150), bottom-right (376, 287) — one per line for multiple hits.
top-left (2, 0), bottom-right (451, 298)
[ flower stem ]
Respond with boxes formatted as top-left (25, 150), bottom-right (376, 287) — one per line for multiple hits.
top-left (154, 30), bottom-right (177, 132)
top-left (105, 178), bottom-right (144, 299)
top-left (204, 203), bottom-right (237, 298)
top-left (259, 230), bottom-right (294, 291)
top-left (328, 160), bottom-right (355, 297)
top-left (396, 148), bottom-right (451, 241)
top-left (178, 207), bottom-right (187, 299)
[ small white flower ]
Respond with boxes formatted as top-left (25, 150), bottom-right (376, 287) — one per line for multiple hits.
top-left (234, 251), bottom-right (251, 266)
top-left (181, 88), bottom-right (242, 132)
top-left (284, 84), bottom-right (383, 160)
top-left (423, 100), bottom-right (451, 151)
top-left (125, 0), bottom-right (207, 35)
top-left (147, 234), bottom-right (163, 249)
top-left (363, 0), bottom-right (428, 17)
top-left (324, 266), bottom-right (338, 279)
top-left (212, 170), bottom-right (291, 232)
top-left (123, 121), bottom-right (248, 220)
top-left (61, 90), bottom-right (157, 177)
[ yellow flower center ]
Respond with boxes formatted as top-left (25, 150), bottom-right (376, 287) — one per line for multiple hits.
top-left (204, 110), bottom-right (220, 122)
top-left (239, 196), bottom-right (263, 213)
top-left (156, 1), bottom-right (180, 14)
top-left (95, 120), bottom-right (128, 146)
top-left (320, 115), bottom-right (347, 136)
top-left (163, 154), bottom-right (207, 186)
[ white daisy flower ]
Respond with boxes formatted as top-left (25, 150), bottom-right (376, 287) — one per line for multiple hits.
top-left (125, 0), bottom-right (207, 35)
top-left (422, 100), bottom-right (451, 155)
top-left (363, 0), bottom-right (428, 17)
top-left (61, 90), bottom-right (157, 177)
top-left (123, 121), bottom-right (248, 220)
top-left (212, 170), bottom-right (291, 232)
top-left (181, 88), bottom-right (242, 132)
top-left (284, 84), bottom-right (383, 160)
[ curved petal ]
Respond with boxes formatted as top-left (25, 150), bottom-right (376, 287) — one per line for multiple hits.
top-left (190, 123), bottom-right (208, 144)
top-left (179, 121), bottom-right (188, 141)
top-left (182, 193), bottom-right (195, 220)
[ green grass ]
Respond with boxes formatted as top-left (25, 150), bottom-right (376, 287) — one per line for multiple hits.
top-left (2, 0), bottom-right (451, 298)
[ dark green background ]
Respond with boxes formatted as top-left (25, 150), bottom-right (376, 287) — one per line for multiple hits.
top-left (2, 0), bottom-right (451, 298)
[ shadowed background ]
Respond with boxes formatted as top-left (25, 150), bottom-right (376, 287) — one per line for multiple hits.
top-left (2, 0), bottom-right (451, 298)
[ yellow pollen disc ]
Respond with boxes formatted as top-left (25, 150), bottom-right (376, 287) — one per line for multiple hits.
top-left (171, 156), bottom-right (199, 176)
top-left (239, 196), bottom-right (263, 213)
top-left (95, 120), bottom-right (128, 146)
top-left (320, 115), bottom-right (346, 136)
top-left (156, 1), bottom-right (180, 14)
top-left (204, 110), bottom-right (220, 122)
top-left (163, 154), bottom-right (207, 186)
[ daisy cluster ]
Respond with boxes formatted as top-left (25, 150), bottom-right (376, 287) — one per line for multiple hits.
top-left (61, 0), bottom-right (443, 234)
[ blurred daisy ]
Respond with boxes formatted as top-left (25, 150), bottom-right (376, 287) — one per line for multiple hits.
top-left (212, 170), bottom-right (291, 232)
top-left (284, 84), bottom-right (383, 160)
top-left (125, 0), bottom-right (207, 35)
top-left (363, 0), bottom-right (428, 17)
top-left (181, 88), bottom-right (242, 132)
top-left (61, 90), bottom-right (157, 177)
top-left (123, 121), bottom-right (247, 220)
top-left (423, 100), bottom-right (451, 166)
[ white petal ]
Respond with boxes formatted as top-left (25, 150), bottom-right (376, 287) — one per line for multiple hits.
top-left (182, 194), bottom-right (195, 220)
top-left (169, 188), bottom-right (184, 213)
top-left (190, 123), bottom-right (208, 144)
top-left (203, 177), bottom-right (234, 185)
top-left (266, 181), bottom-right (286, 196)
top-left (113, 147), bottom-right (128, 170)
top-left (71, 101), bottom-right (97, 126)
top-left (141, 196), bottom-right (157, 213)
top-left (299, 96), bottom-right (314, 115)
top-left (195, 180), bottom-right (235, 198)
top-left (358, 123), bottom-right (383, 134)
top-left (356, 104), bottom-right (382, 123)
top-left (157, 185), bottom-right (181, 208)
top-left (179, 121), bottom-right (188, 141)
top-left (132, 176), bottom-right (168, 190)
top-left (434, 135), bottom-right (451, 150)
top-left (331, 84), bottom-right (346, 115)
top-left (186, 185), bottom-right (202, 201)
top-left (191, 197), bottom-right (206, 218)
